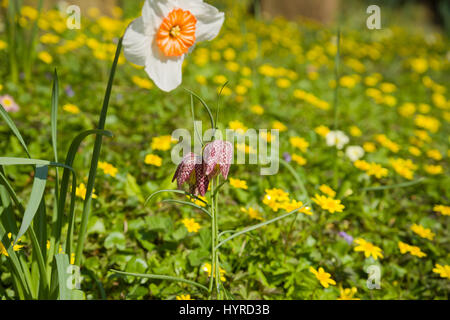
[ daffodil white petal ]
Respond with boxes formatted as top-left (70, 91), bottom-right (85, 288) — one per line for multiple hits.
top-left (144, 43), bottom-right (184, 92)
top-left (123, 17), bottom-right (151, 66)
top-left (142, 0), bottom-right (173, 31)
top-left (178, 0), bottom-right (225, 42)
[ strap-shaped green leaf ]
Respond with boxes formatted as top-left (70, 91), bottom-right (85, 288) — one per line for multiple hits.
top-left (16, 165), bottom-right (48, 241)
top-left (55, 254), bottom-right (70, 300)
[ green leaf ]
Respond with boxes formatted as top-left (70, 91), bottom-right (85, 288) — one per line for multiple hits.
top-left (55, 254), bottom-right (70, 300)
top-left (104, 232), bottom-right (126, 250)
top-left (16, 165), bottom-right (48, 241)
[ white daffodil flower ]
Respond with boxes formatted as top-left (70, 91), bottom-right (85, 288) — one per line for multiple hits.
top-left (123, 0), bottom-right (224, 92)
top-left (345, 145), bottom-right (365, 162)
top-left (326, 130), bottom-right (350, 150)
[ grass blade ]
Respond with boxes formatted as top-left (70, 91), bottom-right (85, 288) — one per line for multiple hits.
top-left (110, 269), bottom-right (209, 292)
top-left (162, 199), bottom-right (212, 218)
top-left (216, 206), bottom-right (305, 250)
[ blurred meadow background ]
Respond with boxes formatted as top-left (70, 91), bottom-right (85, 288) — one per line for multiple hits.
top-left (0, 0), bottom-right (449, 300)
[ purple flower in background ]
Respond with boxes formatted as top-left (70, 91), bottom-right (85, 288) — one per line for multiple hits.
top-left (338, 231), bottom-right (354, 245)
top-left (64, 85), bottom-right (75, 97)
top-left (283, 152), bottom-right (291, 162)
top-left (0, 95), bottom-right (20, 113)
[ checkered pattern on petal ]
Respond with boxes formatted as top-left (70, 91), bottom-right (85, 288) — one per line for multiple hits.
top-left (203, 140), bottom-right (233, 179)
top-left (203, 141), bottom-right (221, 177)
top-left (172, 152), bottom-right (202, 188)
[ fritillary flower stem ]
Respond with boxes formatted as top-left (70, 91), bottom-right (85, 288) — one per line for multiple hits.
top-left (208, 176), bottom-right (222, 299)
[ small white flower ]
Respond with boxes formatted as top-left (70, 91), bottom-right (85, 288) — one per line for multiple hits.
top-left (345, 145), bottom-right (365, 162)
top-left (326, 130), bottom-right (349, 150)
top-left (123, 0), bottom-right (224, 92)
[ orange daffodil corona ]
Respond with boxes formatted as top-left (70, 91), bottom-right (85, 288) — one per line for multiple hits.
top-left (123, 0), bottom-right (224, 91)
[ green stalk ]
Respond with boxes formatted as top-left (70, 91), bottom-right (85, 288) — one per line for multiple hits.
top-left (75, 38), bottom-right (123, 266)
top-left (208, 179), bottom-right (216, 296)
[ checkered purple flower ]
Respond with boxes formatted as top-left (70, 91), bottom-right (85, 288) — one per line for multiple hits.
top-left (203, 140), bottom-right (233, 179)
top-left (172, 152), bottom-right (209, 196)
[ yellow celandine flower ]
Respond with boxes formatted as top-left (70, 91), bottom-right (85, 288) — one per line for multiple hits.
top-left (272, 121), bottom-right (287, 132)
top-left (294, 89), bottom-right (330, 110)
top-left (410, 224), bottom-right (435, 240)
top-left (389, 158), bottom-right (417, 180)
top-left (365, 163), bottom-right (389, 179)
top-left (349, 126), bottom-right (362, 137)
top-left (432, 264), bottom-right (450, 279)
top-left (339, 75), bottom-right (360, 89)
top-left (229, 178), bottom-right (248, 190)
top-left (433, 204), bottom-right (450, 216)
top-left (410, 57), bottom-right (428, 74)
top-left (187, 195), bottom-right (207, 207)
top-left (398, 102), bottom-right (416, 118)
top-left (151, 135), bottom-right (176, 151)
top-left (292, 154), bottom-right (307, 166)
top-left (21, 6), bottom-right (38, 20)
top-left (75, 183), bottom-right (97, 200)
top-left (195, 75), bottom-right (207, 85)
top-left (62, 103), bottom-right (80, 114)
top-left (380, 82), bottom-right (396, 93)
top-left (213, 74), bottom-right (227, 85)
top-left (414, 115), bottom-right (440, 133)
top-left (38, 51), bottom-right (53, 64)
top-left (228, 120), bottom-right (248, 134)
top-left (337, 286), bottom-right (360, 300)
top-left (363, 142), bottom-right (376, 153)
top-left (176, 294), bottom-right (192, 300)
top-left (312, 194), bottom-right (344, 213)
top-left (132, 75), bottom-right (153, 89)
top-left (144, 154), bottom-right (162, 167)
top-left (309, 267), bottom-right (336, 288)
top-left (98, 161), bottom-right (118, 177)
top-left (250, 105), bottom-right (264, 115)
top-left (424, 164), bottom-right (442, 175)
top-left (0, 233), bottom-right (24, 256)
top-left (236, 143), bottom-right (256, 155)
top-left (408, 146), bottom-right (422, 156)
top-left (40, 33), bottom-right (60, 44)
top-left (181, 218), bottom-right (201, 233)
top-left (319, 184), bottom-right (336, 198)
top-left (426, 149), bottom-right (442, 161)
top-left (398, 241), bottom-right (426, 258)
top-left (259, 131), bottom-right (272, 143)
top-left (289, 136), bottom-right (309, 152)
top-left (240, 207), bottom-right (263, 221)
top-left (374, 134), bottom-right (400, 153)
top-left (0, 40), bottom-right (7, 50)
top-left (276, 78), bottom-right (291, 88)
top-left (314, 125), bottom-right (330, 137)
top-left (354, 238), bottom-right (383, 260)
top-left (202, 262), bottom-right (226, 282)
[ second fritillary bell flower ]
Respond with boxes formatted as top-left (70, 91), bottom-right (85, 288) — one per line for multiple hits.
top-left (203, 140), bottom-right (233, 180)
top-left (172, 152), bottom-right (209, 196)
top-left (123, 0), bottom-right (225, 92)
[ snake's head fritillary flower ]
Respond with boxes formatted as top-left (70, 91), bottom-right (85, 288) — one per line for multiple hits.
top-left (203, 140), bottom-right (233, 180)
top-left (123, 0), bottom-right (224, 92)
top-left (172, 152), bottom-right (209, 196)
top-left (0, 95), bottom-right (20, 113)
